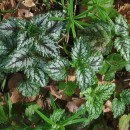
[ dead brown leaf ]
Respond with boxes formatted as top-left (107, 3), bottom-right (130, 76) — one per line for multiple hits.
top-left (0, 3), bottom-right (5, 10)
top-left (118, 3), bottom-right (130, 23)
top-left (10, 0), bottom-right (16, 8)
top-left (103, 100), bottom-right (112, 113)
top-left (3, 13), bottom-right (12, 19)
top-left (22, 0), bottom-right (35, 7)
top-left (18, 9), bottom-right (33, 18)
top-left (66, 98), bottom-right (85, 112)
top-left (50, 86), bottom-right (71, 101)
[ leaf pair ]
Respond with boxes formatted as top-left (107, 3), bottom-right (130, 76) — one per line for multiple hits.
top-left (78, 21), bottom-right (113, 55)
top-left (71, 37), bottom-right (103, 90)
top-left (112, 89), bottom-right (130, 118)
top-left (0, 10), bottom-right (66, 96)
top-left (114, 15), bottom-right (130, 61)
top-left (81, 83), bottom-right (115, 119)
top-left (99, 53), bottom-right (127, 81)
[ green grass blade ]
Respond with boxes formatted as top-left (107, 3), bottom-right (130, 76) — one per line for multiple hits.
top-left (75, 20), bottom-right (91, 26)
top-left (69, 0), bottom-right (73, 18)
top-left (74, 20), bottom-right (84, 29)
top-left (60, 109), bottom-right (85, 126)
top-left (71, 23), bottom-right (76, 38)
top-left (35, 110), bottom-right (56, 125)
top-left (64, 118), bottom-right (88, 126)
top-left (50, 94), bottom-right (57, 110)
top-left (74, 8), bottom-right (94, 19)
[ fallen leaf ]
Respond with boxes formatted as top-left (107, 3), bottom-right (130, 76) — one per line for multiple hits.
top-left (66, 98), bottom-right (85, 113)
top-left (119, 114), bottom-right (130, 130)
top-left (22, 0), bottom-right (35, 7)
top-left (10, 0), bottom-right (16, 8)
top-left (103, 100), bottom-right (112, 113)
top-left (0, 3), bottom-right (5, 10)
top-left (18, 9), bottom-right (33, 18)
top-left (66, 101), bottom-right (78, 112)
top-left (118, 3), bottom-right (130, 23)
top-left (50, 86), bottom-right (71, 101)
top-left (3, 13), bottom-right (12, 19)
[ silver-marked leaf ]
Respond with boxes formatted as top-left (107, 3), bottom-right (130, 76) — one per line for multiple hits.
top-left (17, 32), bottom-right (34, 50)
top-left (79, 22), bottom-right (112, 48)
top-left (75, 67), bottom-right (97, 90)
top-left (25, 104), bottom-right (39, 120)
top-left (120, 89), bottom-right (130, 105)
top-left (86, 99), bottom-right (103, 119)
top-left (114, 37), bottom-right (130, 61)
top-left (88, 52), bottom-right (103, 72)
top-left (50, 109), bottom-right (65, 123)
top-left (31, 10), bottom-right (66, 40)
top-left (31, 13), bottom-right (49, 27)
top-left (72, 37), bottom-right (89, 62)
top-left (18, 81), bottom-right (40, 96)
top-left (25, 61), bottom-right (48, 87)
top-left (44, 58), bottom-right (69, 81)
top-left (0, 18), bottom-right (18, 37)
top-left (46, 10), bottom-right (66, 40)
top-left (112, 98), bottom-right (125, 118)
top-left (5, 48), bottom-right (34, 72)
top-left (115, 15), bottom-right (129, 37)
top-left (96, 83), bottom-right (115, 101)
top-left (35, 37), bottom-right (59, 58)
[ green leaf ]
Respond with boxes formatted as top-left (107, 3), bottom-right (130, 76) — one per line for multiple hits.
top-left (25, 60), bottom-right (48, 87)
top-left (81, 83), bottom-right (115, 119)
top-left (125, 61), bottom-right (130, 72)
top-left (18, 80), bottom-right (40, 96)
top-left (105, 53), bottom-right (127, 71)
top-left (59, 81), bottom-right (77, 96)
top-left (120, 89), bottom-right (130, 105)
top-left (58, 82), bottom-right (66, 90)
top-left (79, 22), bottom-right (112, 50)
top-left (99, 53), bottom-right (127, 80)
top-left (95, 83), bottom-right (115, 101)
top-left (98, 0), bottom-right (114, 9)
top-left (64, 81), bottom-right (77, 96)
top-left (99, 61), bottom-right (110, 74)
top-left (0, 105), bottom-right (7, 123)
top-left (112, 98), bottom-right (126, 118)
top-left (104, 72), bottom-right (115, 81)
top-left (35, 37), bottom-right (60, 58)
top-left (75, 66), bottom-right (97, 90)
top-left (119, 114), bottom-right (130, 130)
top-left (44, 58), bottom-right (69, 81)
top-left (115, 15), bottom-right (129, 37)
top-left (114, 37), bottom-right (130, 61)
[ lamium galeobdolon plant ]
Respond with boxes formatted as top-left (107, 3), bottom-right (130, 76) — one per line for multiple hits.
top-left (0, 5), bottom-right (130, 130)
top-left (0, 10), bottom-right (70, 96)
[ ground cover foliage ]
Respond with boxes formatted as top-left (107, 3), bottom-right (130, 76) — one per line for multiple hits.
top-left (0, 0), bottom-right (130, 130)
